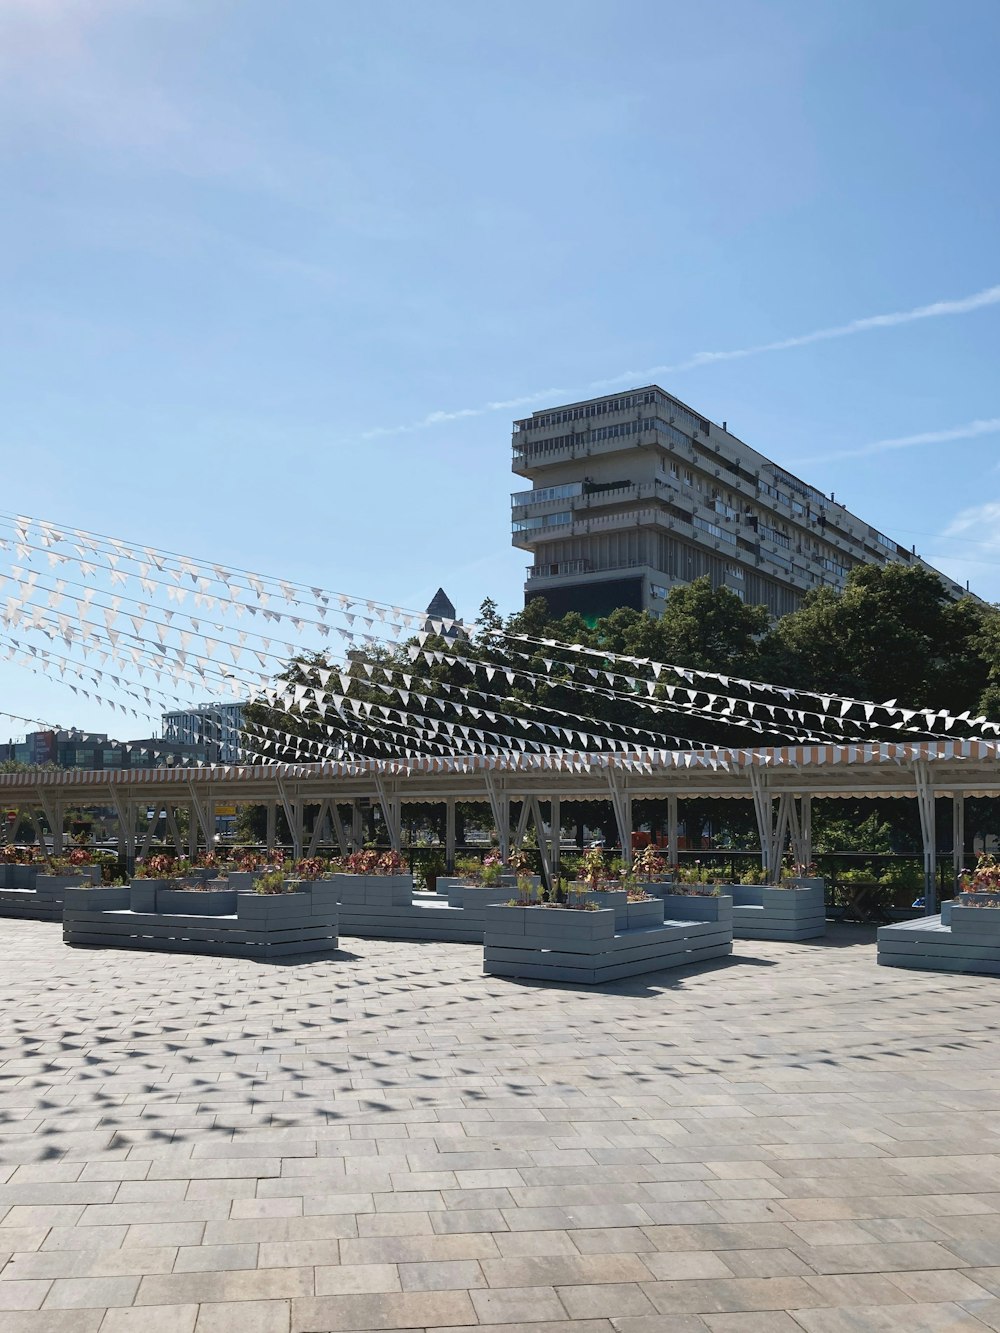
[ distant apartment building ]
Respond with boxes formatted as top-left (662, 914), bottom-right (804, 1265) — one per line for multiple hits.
top-left (0, 728), bottom-right (210, 769)
top-left (512, 385), bottom-right (968, 620)
top-left (161, 702), bottom-right (246, 763)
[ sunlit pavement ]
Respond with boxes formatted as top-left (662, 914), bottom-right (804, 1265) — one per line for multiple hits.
top-left (2, 918), bottom-right (1000, 1332)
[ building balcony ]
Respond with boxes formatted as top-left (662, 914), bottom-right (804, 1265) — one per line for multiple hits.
top-left (526, 559), bottom-right (653, 587)
top-left (512, 425), bottom-right (692, 475)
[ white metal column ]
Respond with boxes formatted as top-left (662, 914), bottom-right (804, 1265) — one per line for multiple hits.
top-left (801, 795), bottom-right (812, 867)
top-left (276, 780), bottom-right (303, 859)
top-left (165, 806), bottom-right (184, 857)
top-left (914, 761), bottom-right (938, 914)
top-left (748, 767), bottom-right (772, 875)
top-left (607, 769), bottom-right (633, 869)
top-left (484, 772), bottom-right (510, 863)
top-left (550, 796), bottom-right (561, 881)
top-left (527, 796), bottom-right (552, 884)
top-left (307, 799), bottom-right (331, 856)
top-left (374, 777), bottom-right (402, 854)
top-left (953, 793), bottom-right (965, 893)
top-left (445, 798), bottom-right (456, 872)
top-left (667, 794), bottom-right (679, 868)
top-left (35, 789), bottom-right (63, 854)
top-left (329, 803), bottom-right (350, 858)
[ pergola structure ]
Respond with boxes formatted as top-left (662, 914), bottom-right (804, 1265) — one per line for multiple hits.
top-left (3, 738), bottom-right (998, 913)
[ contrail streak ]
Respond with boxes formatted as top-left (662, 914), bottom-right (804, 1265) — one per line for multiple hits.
top-left (362, 281), bottom-right (1000, 440)
top-left (789, 416), bottom-right (1000, 467)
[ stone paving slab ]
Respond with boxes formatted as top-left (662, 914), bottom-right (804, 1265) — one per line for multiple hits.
top-left (3, 921), bottom-right (1000, 1329)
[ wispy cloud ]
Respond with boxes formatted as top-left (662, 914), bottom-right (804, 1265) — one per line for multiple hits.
top-left (363, 280), bottom-right (1000, 440)
top-left (361, 390), bottom-right (567, 440)
top-left (943, 501), bottom-right (1000, 547)
top-left (788, 416), bottom-right (1000, 468)
top-left (594, 283), bottom-right (1000, 387)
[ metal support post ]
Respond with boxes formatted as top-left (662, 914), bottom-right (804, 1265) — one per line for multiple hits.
top-left (165, 806), bottom-right (183, 857)
top-left (35, 789), bottom-right (63, 854)
top-left (445, 798), bottom-right (456, 872)
top-left (483, 771), bottom-right (510, 863)
top-left (607, 768), bottom-right (633, 868)
top-left (550, 796), bottom-right (560, 881)
top-left (748, 767), bottom-right (772, 875)
top-left (374, 777), bottom-right (401, 854)
top-left (306, 799), bottom-right (330, 856)
top-left (329, 803), bottom-right (350, 858)
top-left (108, 785), bottom-right (137, 872)
top-left (953, 793), bottom-right (965, 893)
top-left (914, 761), bottom-right (938, 914)
top-left (276, 779), bottom-right (302, 859)
top-left (513, 801), bottom-right (531, 850)
top-left (138, 807), bottom-right (159, 861)
top-left (527, 796), bottom-right (552, 885)
top-left (667, 793), bottom-right (679, 868)
top-left (266, 801), bottom-right (277, 853)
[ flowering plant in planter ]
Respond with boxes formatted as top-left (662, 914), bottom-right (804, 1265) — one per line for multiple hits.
top-left (506, 877), bottom-right (598, 910)
top-left (633, 845), bottom-right (667, 881)
top-left (676, 861), bottom-right (724, 888)
top-left (293, 857), bottom-right (328, 881)
top-left (506, 849), bottom-right (532, 874)
top-left (624, 884), bottom-right (654, 901)
top-left (341, 849), bottom-right (406, 876)
top-left (232, 849), bottom-right (267, 871)
top-left (0, 845), bottom-right (35, 864)
top-left (134, 854), bottom-right (176, 880)
top-left (253, 869), bottom-right (296, 895)
top-left (577, 846), bottom-right (609, 889)
top-left (961, 854), bottom-right (1000, 895)
top-left (739, 866), bottom-right (770, 885)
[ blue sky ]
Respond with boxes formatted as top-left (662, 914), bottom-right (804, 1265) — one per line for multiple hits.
top-left (1, 0), bottom-right (999, 736)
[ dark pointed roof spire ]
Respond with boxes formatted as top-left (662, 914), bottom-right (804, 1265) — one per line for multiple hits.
top-left (425, 588), bottom-right (457, 621)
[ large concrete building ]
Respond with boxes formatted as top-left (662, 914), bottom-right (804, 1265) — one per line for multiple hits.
top-left (161, 702), bottom-right (246, 763)
top-left (0, 728), bottom-right (210, 770)
top-left (512, 385), bottom-right (967, 620)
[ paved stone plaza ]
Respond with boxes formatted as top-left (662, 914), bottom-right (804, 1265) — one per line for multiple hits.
top-left (3, 921), bottom-right (1000, 1332)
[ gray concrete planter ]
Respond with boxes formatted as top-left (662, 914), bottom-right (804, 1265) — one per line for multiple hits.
top-left (335, 874), bottom-right (506, 943)
top-left (1, 865), bottom-right (37, 890)
top-left (657, 891), bottom-right (733, 926)
top-left (483, 901), bottom-right (732, 985)
top-left (332, 873), bottom-right (414, 908)
top-left (0, 871), bottom-right (98, 921)
top-left (726, 883), bottom-right (826, 940)
top-left (879, 904), bottom-right (1000, 975)
top-left (624, 898), bottom-right (665, 929)
top-left (155, 888), bottom-right (239, 916)
top-left (130, 879), bottom-right (169, 912)
top-left (63, 880), bottom-right (338, 959)
top-left (567, 887), bottom-right (629, 928)
top-left (444, 883), bottom-right (514, 911)
top-left (224, 870), bottom-right (265, 891)
top-left (435, 874), bottom-right (538, 896)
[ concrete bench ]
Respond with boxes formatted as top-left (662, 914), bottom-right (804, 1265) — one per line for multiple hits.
top-left (483, 899), bottom-right (732, 984)
top-left (63, 881), bottom-right (339, 960)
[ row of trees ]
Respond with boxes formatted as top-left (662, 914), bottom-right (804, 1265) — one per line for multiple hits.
top-left (239, 563), bottom-right (1000, 853)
